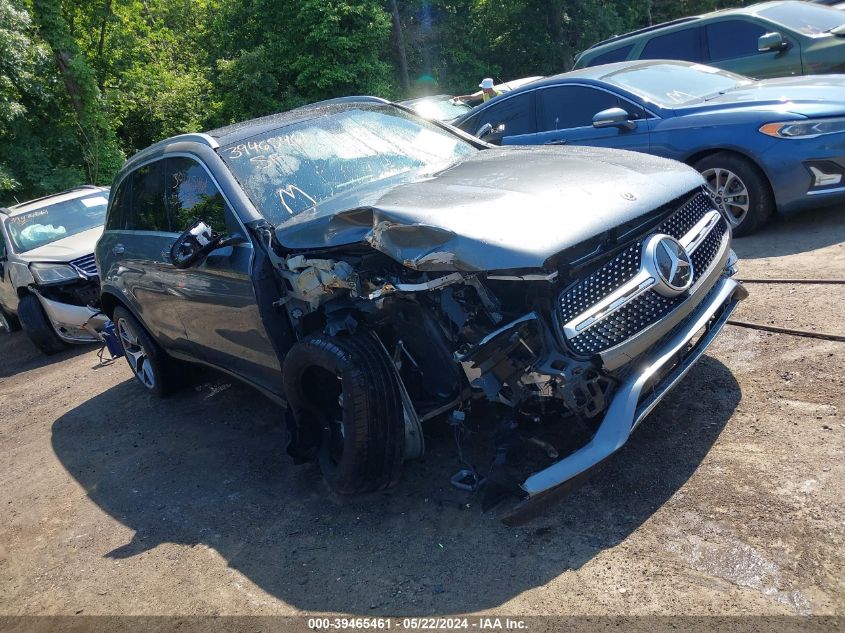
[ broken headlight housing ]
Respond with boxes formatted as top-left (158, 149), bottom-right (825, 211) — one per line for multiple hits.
top-left (29, 263), bottom-right (82, 285)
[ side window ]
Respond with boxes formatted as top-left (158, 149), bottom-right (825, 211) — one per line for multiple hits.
top-left (127, 160), bottom-right (168, 232)
top-left (588, 44), bottom-right (635, 67)
top-left (0, 227), bottom-right (7, 258)
top-left (105, 177), bottom-right (132, 230)
top-left (537, 86), bottom-right (632, 131)
top-left (164, 157), bottom-right (230, 234)
top-left (640, 27), bottom-right (706, 63)
top-left (473, 92), bottom-right (535, 143)
top-left (706, 20), bottom-right (768, 62)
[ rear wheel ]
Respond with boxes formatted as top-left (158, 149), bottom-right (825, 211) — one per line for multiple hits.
top-left (17, 293), bottom-right (67, 355)
top-left (113, 306), bottom-right (177, 397)
top-left (282, 333), bottom-right (405, 495)
top-left (694, 152), bottom-right (774, 237)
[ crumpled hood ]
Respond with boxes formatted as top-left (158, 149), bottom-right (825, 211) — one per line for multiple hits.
top-left (18, 226), bottom-right (102, 263)
top-left (276, 146), bottom-right (703, 271)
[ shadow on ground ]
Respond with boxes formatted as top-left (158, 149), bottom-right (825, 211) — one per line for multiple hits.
top-left (51, 356), bottom-right (739, 614)
top-left (0, 330), bottom-right (97, 378)
top-left (733, 204), bottom-right (844, 260)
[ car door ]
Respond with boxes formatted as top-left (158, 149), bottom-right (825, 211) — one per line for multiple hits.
top-left (704, 18), bottom-right (803, 78)
top-left (98, 159), bottom-right (193, 353)
top-left (162, 156), bottom-right (282, 391)
top-left (515, 84), bottom-right (652, 153)
top-left (639, 26), bottom-right (708, 63)
top-left (462, 92), bottom-right (537, 145)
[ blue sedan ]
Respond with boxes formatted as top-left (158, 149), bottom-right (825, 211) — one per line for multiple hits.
top-left (452, 60), bottom-right (845, 235)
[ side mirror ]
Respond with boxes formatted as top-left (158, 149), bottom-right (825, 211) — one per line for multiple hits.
top-left (592, 107), bottom-right (636, 130)
top-left (169, 221), bottom-right (247, 269)
top-left (758, 32), bottom-right (788, 52)
top-left (169, 220), bottom-right (221, 269)
top-left (475, 122), bottom-right (494, 140)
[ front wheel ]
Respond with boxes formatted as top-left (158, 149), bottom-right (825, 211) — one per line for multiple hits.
top-left (694, 152), bottom-right (774, 237)
top-left (17, 293), bottom-right (67, 355)
top-left (113, 306), bottom-right (177, 397)
top-left (0, 307), bottom-right (21, 333)
top-left (282, 333), bottom-right (405, 495)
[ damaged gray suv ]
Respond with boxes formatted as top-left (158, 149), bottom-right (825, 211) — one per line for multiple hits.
top-left (96, 97), bottom-right (746, 522)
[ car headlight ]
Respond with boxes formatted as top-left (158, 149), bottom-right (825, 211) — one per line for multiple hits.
top-left (759, 117), bottom-right (845, 139)
top-left (30, 263), bottom-right (82, 285)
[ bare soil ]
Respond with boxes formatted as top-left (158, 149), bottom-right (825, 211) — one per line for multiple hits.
top-left (0, 205), bottom-right (842, 617)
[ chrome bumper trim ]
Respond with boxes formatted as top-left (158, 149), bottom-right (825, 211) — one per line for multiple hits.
top-left (521, 274), bottom-right (747, 497)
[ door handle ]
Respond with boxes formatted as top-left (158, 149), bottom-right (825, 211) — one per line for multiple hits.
top-left (544, 139), bottom-right (567, 145)
top-left (112, 244), bottom-right (125, 255)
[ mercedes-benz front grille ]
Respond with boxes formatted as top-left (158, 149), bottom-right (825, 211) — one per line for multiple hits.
top-left (558, 191), bottom-right (728, 357)
top-left (69, 253), bottom-right (98, 277)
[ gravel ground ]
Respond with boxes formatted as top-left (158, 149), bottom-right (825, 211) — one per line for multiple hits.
top-left (0, 205), bottom-right (842, 618)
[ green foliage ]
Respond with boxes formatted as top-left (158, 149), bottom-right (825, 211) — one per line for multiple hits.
top-left (0, 0), bottom-right (756, 205)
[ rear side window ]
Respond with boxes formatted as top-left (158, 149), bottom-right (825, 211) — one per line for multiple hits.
top-left (164, 157), bottom-right (228, 234)
top-left (706, 20), bottom-right (768, 62)
top-left (587, 44), bottom-right (635, 67)
top-left (127, 161), bottom-right (168, 231)
top-left (640, 27), bottom-right (706, 62)
top-left (472, 92), bottom-right (535, 142)
top-left (105, 179), bottom-right (132, 230)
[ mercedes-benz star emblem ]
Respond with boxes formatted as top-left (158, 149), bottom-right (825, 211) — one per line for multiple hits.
top-left (643, 234), bottom-right (694, 296)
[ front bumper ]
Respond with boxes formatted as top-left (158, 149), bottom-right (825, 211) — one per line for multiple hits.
top-left (31, 289), bottom-right (107, 343)
top-left (501, 273), bottom-right (747, 525)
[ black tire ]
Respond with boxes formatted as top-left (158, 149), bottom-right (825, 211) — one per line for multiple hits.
top-left (282, 332), bottom-right (405, 495)
top-left (17, 293), bottom-right (67, 355)
top-left (113, 306), bottom-right (177, 397)
top-left (0, 307), bottom-right (21, 333)
top-left (694, 152), bottom-right (775, 237)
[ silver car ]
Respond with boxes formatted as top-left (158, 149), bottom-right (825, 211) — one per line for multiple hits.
top-left (0, 185), bottom-right (109, 354)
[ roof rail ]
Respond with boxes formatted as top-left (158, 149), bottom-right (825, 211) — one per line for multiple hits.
top-left (158, 133), bottom-right (220, 149)
top-left (0, 207), bottom-right (10, 215)
top-left (6, 184), bottom-right (107, 210)
top-left (586, 16), bottom-right (700, 51)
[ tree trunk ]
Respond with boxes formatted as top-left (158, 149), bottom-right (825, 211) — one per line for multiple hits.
top-left (389, 0), bottom-right (410, 93)
top-left (96, 0), bottom-right (112, 89)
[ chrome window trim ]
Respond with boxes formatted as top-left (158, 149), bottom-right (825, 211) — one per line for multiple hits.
top-left (562, 209), bottom-right (722, 339)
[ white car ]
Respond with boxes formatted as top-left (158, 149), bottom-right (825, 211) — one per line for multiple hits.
top-left (0, 186), bottom-right (109, 354)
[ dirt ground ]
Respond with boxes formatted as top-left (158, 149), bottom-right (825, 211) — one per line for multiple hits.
top-left (0, 205), bottom-right (843, 618)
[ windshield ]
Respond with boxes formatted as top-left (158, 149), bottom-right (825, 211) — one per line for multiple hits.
top-left (5, 191), bottom-right (108, 253)
top-left (220, 105), bottom-right (476, 226)
top-left (409, 98), bottom-right (472, 122)
top-left (759, 3), bottom-right (845, 35)
top-left (601, 62), bottom-right (753, 106)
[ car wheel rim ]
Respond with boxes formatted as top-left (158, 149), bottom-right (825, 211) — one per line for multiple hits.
top-left (117, 318), bottom-right (156, 389)
top-left (701, 167), bottom-right (750, 228)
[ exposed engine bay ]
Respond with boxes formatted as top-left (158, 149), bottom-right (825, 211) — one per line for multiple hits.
top-left (256, 186), bottom-right (745, 520)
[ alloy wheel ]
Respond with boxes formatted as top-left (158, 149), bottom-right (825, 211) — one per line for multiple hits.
top-left (701, 167), bottom-right (750, 228)
top-left (117, 318), bottom-right (156, 389)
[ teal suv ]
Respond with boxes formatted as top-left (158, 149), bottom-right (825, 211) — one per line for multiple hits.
top-left (575, 1), bottom-right (845, 79)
